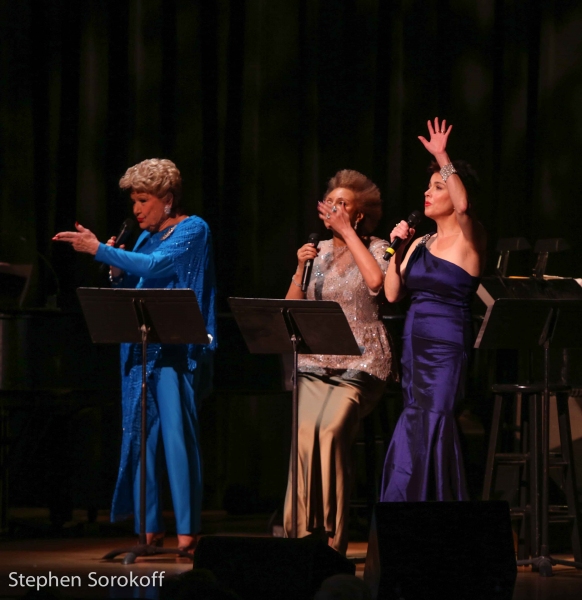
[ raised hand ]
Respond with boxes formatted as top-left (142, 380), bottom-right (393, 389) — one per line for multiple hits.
top-left (317, 200), bottom-right (354, 236)
top-left (418, 117), bottom-right (452, 157)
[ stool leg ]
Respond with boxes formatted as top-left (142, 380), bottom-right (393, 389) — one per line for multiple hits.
top-left (0, 403), bottom-right (7, 531)
top-left (517, 394), bottom-right (531, 560)
top-left (483, 394), bottom-right (503, 500)
top-left (529, 393), bottom-right (541, 560)
top-left (556, 392), bottom-right (582, 562)
top-left (363, 414), bottom-right (377, 517)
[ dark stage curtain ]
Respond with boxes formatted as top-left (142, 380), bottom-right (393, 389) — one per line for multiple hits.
top-left (1, 0), bottom-right (582, 311)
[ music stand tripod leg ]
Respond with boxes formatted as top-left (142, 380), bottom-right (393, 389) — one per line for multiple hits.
top-left (280, 306), bottom-right (302, 539)
top-left (139, 323), bottom-right (148, 546)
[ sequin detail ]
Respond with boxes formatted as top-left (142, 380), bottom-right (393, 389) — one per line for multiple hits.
top-left (161, 225), bottom-right (177, 240)
top-left (419, 233), bottom-right (433, 246)
top-left (299, 237), bottom-right (392, 381)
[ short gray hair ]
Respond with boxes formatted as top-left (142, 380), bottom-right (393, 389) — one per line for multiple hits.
top-left (119, 158), bottom-right (182, 210)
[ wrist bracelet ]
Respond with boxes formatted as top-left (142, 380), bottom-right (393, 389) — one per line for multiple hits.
top-left (440, 163), bottom-right (457, 182)
top-left (291, 275), bottom-right (302, 289)
top-left (109, 271), bottom-right (124, 284)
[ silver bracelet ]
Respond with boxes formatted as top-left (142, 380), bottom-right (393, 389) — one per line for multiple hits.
top-left (291, 275), bottom-right (302, 289)
top-left (440, 163), bottom-right (457, 182)
top-left (109, 270), bottom-right (124, 284)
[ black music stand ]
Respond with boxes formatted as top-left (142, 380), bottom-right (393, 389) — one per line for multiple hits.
top-left (0, 263), bottom-right (32, 308)
top-left (227, 298), bottom-right (361, 537)
top-left (77, 287), bottom-right (210, 564)
top-left (475, 297), bottom-right (582, 576)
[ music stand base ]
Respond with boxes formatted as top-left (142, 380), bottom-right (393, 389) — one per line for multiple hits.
top-left (517, 555), bottom-right (582, 577)
top-left (103, 544), bottom-right (194, 564)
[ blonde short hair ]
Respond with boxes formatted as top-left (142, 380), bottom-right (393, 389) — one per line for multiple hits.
top-left (324, 169), bottom-right (382, 235)
top-left (119, 158), bottom-right (182, 210)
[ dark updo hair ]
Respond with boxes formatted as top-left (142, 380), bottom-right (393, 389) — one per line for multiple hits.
top-left (324, 169), bottom-right (382, 235)
top-left (429, 160), bottom-right (480, 205)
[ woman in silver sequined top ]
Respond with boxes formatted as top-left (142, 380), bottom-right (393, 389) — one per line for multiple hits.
top-left (283, 169), bottom-right (393, 555)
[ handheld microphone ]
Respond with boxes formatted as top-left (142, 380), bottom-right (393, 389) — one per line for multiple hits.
top-left (301, 232), bottom-right (320, 292)
top-left (383, 210), bottom-right (423, 261)
top-left (113, 218), bottom-right (135, 248)
top-left (100, 218), bottom-right (135, 272)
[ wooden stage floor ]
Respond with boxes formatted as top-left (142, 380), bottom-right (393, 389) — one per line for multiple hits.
top-left (0, 509), bottom-right (581, 599)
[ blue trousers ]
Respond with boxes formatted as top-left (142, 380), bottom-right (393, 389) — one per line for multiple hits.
top-left (132, 367), bottom-right (202, 534)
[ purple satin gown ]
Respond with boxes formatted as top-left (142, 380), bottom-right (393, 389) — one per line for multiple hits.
top-left (380, 235), bottom-right (480, 501)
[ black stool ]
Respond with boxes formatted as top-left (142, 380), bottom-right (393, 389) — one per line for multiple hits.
top-left (351, 380), bottom-right (401, 523)
top-left (482, 382), bottom-right (582, 561)
top-left (351, 315), bottom-right (404, 525)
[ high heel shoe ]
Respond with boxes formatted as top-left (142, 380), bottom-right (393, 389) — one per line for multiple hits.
top-left (145, 532), bottom-right (165, 547)
top-left (177, 534), bottom-right (198, 553)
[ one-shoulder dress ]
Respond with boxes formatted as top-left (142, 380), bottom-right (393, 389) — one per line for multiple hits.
top-left (380, 234), bottom-right (480, 501)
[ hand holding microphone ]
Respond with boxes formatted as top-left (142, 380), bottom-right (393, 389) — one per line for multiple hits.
top-left (300, 233), bottom-right (320, 292)
top-left (100, 218), bottom-right (135, 274)
top-left (383, 210), bottom-right (423, 261)
top-left (111, 218), bottom-right (135, 248)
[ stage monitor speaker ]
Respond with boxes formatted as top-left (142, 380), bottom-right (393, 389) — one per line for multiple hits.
top-left (364, 501), bottom-right (516, 600)
top-left (193, 535), bottom-right (355, 600)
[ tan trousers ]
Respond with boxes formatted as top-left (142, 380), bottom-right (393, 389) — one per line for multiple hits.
top-left (283, 373), bottom-right (385, 555)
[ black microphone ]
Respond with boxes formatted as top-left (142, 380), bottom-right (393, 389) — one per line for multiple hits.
top-left (301, 232), bottom-right (320, 292)
top-left (100, 218), bottom-right (135, 272)
top-left (113, 218), bottom-right (135, 248)
top-left (383, 210), bottom-right (423, 261)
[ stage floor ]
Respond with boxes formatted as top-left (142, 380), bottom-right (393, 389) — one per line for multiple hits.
top-left (0, 509), bottom-right (581, 599)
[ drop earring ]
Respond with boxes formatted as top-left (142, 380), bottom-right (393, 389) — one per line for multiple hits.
top-left (164, 205), bottom-right (171, 215)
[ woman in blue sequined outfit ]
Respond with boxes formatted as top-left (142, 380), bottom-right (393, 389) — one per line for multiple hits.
top-left (54, 159), bottom-right (217, 552)
top-left (283, 169), bottom-right (393, 555)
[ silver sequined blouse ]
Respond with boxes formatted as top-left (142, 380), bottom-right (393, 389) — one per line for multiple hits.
top-left (298, 236), bottom-right (392, 381)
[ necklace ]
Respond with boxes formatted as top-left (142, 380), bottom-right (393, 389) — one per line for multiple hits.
top-left (161, 225), bottom-right (176, 241)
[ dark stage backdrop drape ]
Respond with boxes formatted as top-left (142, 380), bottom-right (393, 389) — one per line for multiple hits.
top-left (1, 0), bottom-right (582, 311)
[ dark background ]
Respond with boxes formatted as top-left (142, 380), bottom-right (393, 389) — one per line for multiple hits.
top-left (1, 0), bottom-right (582, 523)
top-left (2, 0), bottom-right (582, 308)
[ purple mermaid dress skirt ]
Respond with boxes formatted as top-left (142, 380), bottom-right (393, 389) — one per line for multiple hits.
top-left (380, 237), bottom-right (480, 501)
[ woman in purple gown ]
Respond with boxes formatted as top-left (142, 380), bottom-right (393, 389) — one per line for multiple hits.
top-left (380, 118), bottom-right (486, 502)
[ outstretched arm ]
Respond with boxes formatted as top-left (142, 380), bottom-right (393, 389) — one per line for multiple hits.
top-left (95, 242), bottom-right (174, 278)
top-left (418, 117), bottom-right (479, 246)
top-left (53, 222), bottom-right (100, 254)
top-left (53, 222), bottom-right (174, 278)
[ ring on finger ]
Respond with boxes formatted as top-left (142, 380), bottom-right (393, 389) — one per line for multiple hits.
top-left (326, 213), bottom-right (330, 219)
